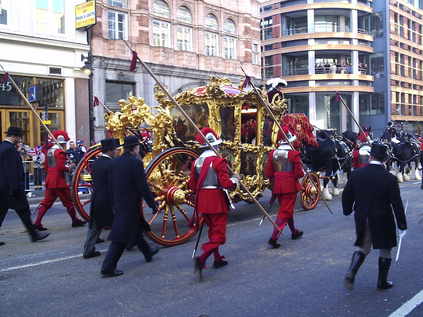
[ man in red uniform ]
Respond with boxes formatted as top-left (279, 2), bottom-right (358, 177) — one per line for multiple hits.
top-left (265, 125), bottom-right (304, 248)
top-left (189, 127), bottom-right (237, 280)
top-left (352, 144), bottom-right (371, 169)
top-left (34, 130), bottom-right (86, 230)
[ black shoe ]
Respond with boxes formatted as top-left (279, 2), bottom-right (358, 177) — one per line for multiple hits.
top-left (34, 224), bottom-right (48, 231)
top-left (83, 251), bottom-right (101, 259)
top-left (31, 231), bottom-right (50, 242)
top-left (144, 248), bottom-right (159, 263)
top-left (194, 257), bottom-right (204, 282)
top-left (268, 238), bottom-right (281, 249)
top-left (213, 258), bottom-right (228, 269)
top-left (344, 251), bottom-right (366, 290)
top-left (377, 257), bottom-right (394, 290)
top-left (96, 238), bottom-right (105, 244)
top-left (291, 230), bottom-right (304, 240)
top-left (72, 219), bottom-right (87, 227)
top-left (0, 242), bottom-right (5, 246)
top-left (101, 269), bottom-right (124, 278)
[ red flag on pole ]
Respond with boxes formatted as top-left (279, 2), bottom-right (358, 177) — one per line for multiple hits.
top-left (0, 72), bottom-right (9, 84)
top-left (93, 96), bottom-right (100, 107)
top-left (129, 50), bottom-right (138, 72)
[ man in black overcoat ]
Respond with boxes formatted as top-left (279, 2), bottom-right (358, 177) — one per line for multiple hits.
top-left (82, 138), bottom-right (118, 258)
top-left (342, 143), bottom-right (407, 290)
top-left (101, 135), bottom-right (158, 277)
top-left (0, 127), bottom-right (49, 245)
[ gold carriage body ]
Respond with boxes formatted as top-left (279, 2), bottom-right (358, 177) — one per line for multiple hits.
top-left (106, 77), bottom-right (288, 203)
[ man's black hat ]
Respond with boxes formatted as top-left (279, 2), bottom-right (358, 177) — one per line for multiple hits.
top-left (123, 135), bottom-right (140, 148)
top-left (101, 138), bottom-right (119, 152)
top-left (370, 143), bottom-right (388, 162)
top-left (5, 126), bottom-right (23, 137)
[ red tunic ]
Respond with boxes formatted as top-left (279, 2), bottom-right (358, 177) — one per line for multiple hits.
top-left (352, 149), bottom-right (368, 169)
top-left (45, 147), bottom-right (69, 189)
top-left (189, 155), bottom-right (235, 214)
top-left (265, 150), bottom-right (304, 194)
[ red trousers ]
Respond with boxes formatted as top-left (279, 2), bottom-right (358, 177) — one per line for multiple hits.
top-left (199, 213), bottom-right (228, 264)
top-left (271, 193), bottom-right (298, 240)
top-left (34, 188), bottom-right (77, 226)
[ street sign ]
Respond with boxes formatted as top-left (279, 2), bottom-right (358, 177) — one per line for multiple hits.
top-left (75, 1), bottom-right (96, 29)
top-left (28, 86), bottom-right (37, 103)
top-left (42, 120), bottom-right (52, 125)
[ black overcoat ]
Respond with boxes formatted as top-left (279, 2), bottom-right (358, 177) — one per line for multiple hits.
top-left (0, 141), bottom-right (25, 208)
top-left (90, 155), bottom-right (114, 229)
top-left (109, 152), bottom-right (155, 244)
top-left (342, 163), bottom-right (407, 249)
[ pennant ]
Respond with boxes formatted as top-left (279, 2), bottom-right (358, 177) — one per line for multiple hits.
top-left (129, 50), bottom-right (138, 72)
top-left (0, 72), bottom-right (9, 84)
top-left (93, 96), bottom-right (100, 107)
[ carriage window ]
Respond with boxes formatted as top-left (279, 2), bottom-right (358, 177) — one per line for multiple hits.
top-left (220, 107), bottom-right (235, 140)
top-left (173, 104), bottom-right (209, 141)
top-left (263, 116), bottom-right (274, 146)
top-left (241, 103), bottom-right (258, 144)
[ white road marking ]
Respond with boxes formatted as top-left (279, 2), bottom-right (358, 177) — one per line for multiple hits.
top-left (388, 289), bottom-right (423, 317)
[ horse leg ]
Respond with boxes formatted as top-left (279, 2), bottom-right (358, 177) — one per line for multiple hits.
top-left (397, 163), bottom-right (404, 183)
top-left (404, 163), bottom-right (411, 181)
top-left (331, 173), bottom-right (341, 196)
top-left (321, 176), bottom-right (333, 201)
top-left (414, 158), bottom-right (422, 180)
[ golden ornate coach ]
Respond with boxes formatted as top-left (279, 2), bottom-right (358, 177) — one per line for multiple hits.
top-left (71, 77), bottom-right (320, 247)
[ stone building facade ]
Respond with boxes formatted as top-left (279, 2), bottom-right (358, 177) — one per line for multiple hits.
top-left (91, 0), bottom-right (261, 141)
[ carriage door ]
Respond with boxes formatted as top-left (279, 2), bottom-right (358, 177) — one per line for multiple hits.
top-left (240, 102), bottom-right (261, 179)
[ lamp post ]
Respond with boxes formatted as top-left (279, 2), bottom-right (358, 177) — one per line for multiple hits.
top-left (81, 28), bottom-right (94, 144)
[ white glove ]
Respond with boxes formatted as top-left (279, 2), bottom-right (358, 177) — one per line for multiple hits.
top-left (399, 230), bottom-right (407, 239)
top-left (230, 177), bottom-right (239, 186)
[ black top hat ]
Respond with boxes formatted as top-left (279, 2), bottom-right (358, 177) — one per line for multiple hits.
top-left (5, 126), bottom-right (23, 137)
top-left (370, 143), bottom-right (388, 161)
top-left (123, 135), bottom-right (140, 148)
top-left (100, 138), bottom-right (119, 152)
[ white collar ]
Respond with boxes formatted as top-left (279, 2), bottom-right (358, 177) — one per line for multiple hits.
top-left (199, 149), bottom-right (217, 158)
top-left (101, 154), bottom-right (112, 159)
top-left (369, 160), bottom-right (383, 165)
top-left (277, 144), bottom-right (291, 150)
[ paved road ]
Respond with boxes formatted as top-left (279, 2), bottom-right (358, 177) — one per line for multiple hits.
top-left (1, 181), bottom-right (423, 317)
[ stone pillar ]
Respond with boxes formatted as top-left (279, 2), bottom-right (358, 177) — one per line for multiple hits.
top-left (351, 9), bottom-right (358, 33)
top-left (352, 50), bottom-right (359, 74)
top-left (307, 9), bottom-right (315, 33)
top-left (352, 92), bottom-right (360, 132)
top-left (309, 92), bottom-right (317, 124)
top-left (308, 50), bottom-right (315, 75)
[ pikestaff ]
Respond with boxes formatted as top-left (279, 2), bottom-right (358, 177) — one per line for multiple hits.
top-left (0, 64), bottom-right (64, 150)
top-left (239, 65), bottom-right (334, 216)
top-left (123, 41), bottom-right (279, 232)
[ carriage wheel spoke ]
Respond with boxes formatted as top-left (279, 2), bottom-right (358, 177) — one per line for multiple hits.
top-left (151, 183), bottom-right (165, 193)
top-left (175, 204), bottom-right (191, 223)
top-left (161, 206), bottom-right (169, 238)
top-left (169, 206), bottom-right (180, 238)
top-left (149, 210), bottom-right (160, 224)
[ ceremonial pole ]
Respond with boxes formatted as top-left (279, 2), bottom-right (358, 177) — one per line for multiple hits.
top-left (0, 64), bottom-right (64, 150)
top-left (123, 41), bottom-right (279, 231)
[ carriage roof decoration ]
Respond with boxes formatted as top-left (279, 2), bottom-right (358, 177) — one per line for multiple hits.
top-left (73, 76), bottom-right (320, 247)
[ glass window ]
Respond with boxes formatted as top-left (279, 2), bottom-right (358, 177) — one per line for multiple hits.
top-left (36, 0), bottom-right (65, 34)
top-left (108, 11), bottom-right (127, 40)
top-left (205, 32), bottom-right (218, 56)
top-left (223, 36), bottom-right (236, 59)
top-left (177, 6), bottom-right (192, 23)
top-left (152, 19), bottom-right (171, 47)
top-left (224, 19), bottom-right (236, 34)
top-left (176, 25), bottom-right (192, 51)
top-left (206, 14), bottom-right (218, 30)
top-left (107, 0), bottom-right (127, 8)
top-left (0, 0), bottom-right (9, 25)
top-left (152, 0), bottom-right (170, 18)
top-left (105, 81), bottom-right (135, 107)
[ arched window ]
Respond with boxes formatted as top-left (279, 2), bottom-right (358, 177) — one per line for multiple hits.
top-left (177, 6), bottom-right (192, 23)
top-left (224, 19), bottom-right (236, 34)
top-left (152, 0), bottom-right (170, 18)
top-left (205, 13), bottom-right (218, 30)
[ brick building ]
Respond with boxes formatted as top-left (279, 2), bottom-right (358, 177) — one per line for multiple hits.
top-left (91, 0), bottom-right (261, 141)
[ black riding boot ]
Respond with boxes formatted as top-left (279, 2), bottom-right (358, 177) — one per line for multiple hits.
top-left (377, 257), bottom-right (394, 290)
top-left (344, 251), bottom-right (366, 290)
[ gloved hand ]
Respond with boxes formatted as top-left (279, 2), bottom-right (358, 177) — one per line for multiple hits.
top-left (399, 229), bottom-right (407, 239)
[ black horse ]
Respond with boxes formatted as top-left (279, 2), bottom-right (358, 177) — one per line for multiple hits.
top-left (302, 130), bottom-right (353, 200)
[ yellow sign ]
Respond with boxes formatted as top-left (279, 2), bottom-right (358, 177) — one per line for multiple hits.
top-left (42, 120), bottom-right (52, 125)
top-left (75, 1), bottom-right (96, 29)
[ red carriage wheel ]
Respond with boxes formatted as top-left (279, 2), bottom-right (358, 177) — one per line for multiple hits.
top-left (71, 146), bottom-right (102, 221)
top-left (300, 172), bottom-right (321, 210)
top-left (143, 147), bottom-right (200, 247)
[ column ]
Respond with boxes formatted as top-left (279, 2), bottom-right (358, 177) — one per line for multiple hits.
top-left (93, 67), bottom-right (106, 141)
top-left (309, 92), bottom-right (317, 125)
top-left (307, 9), bottom-right (314, 33)
top-left (351, 9), bottom-right (358, 34)
top-left (352, 92), bottom-right (360, 132)
top-left (308, 50), bottom-right (315, 75)
top-left (352, 50), bottom-right (359, 74)
top-left (65, 77), bottom-right (76, 141)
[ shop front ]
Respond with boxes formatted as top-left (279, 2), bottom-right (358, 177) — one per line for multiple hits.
top-left (0, 74), bottom-right (65, 147)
